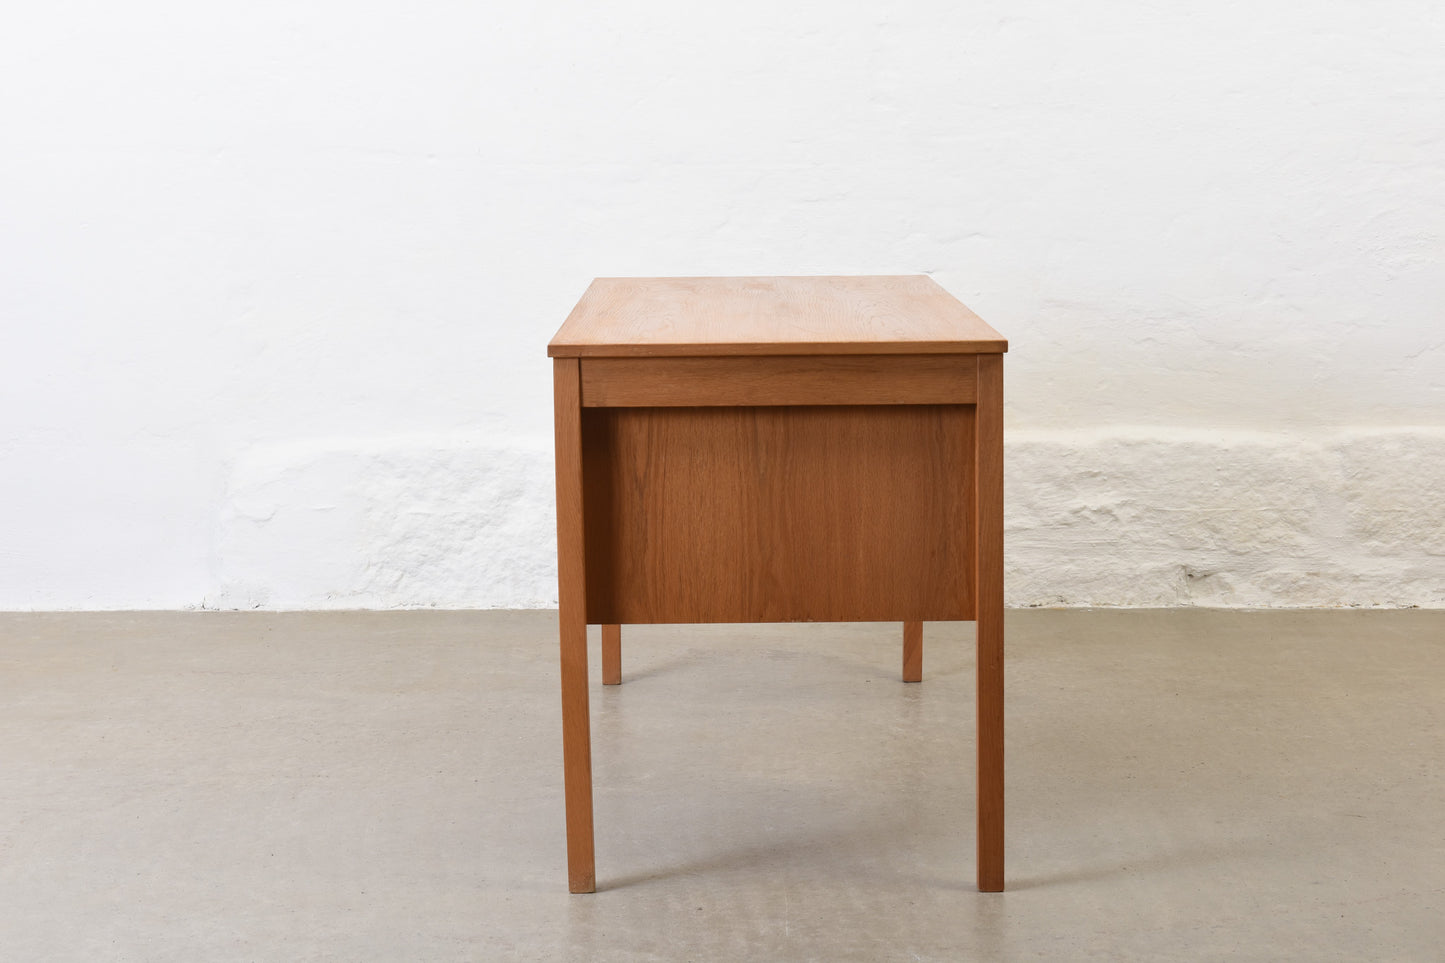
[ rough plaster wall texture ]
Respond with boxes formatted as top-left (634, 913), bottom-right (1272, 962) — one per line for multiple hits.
top-left (1, 2), bottom-right (1443, 609)
top-left (1007, 429), bottom-right (1445, 608)
top-left (212, 434), bottom-right (557, 610)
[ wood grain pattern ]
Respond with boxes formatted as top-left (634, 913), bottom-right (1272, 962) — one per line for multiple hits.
top-left (553, 358), bottom-right (595, 893)
top-left (601, 624), bottom-right (621, 686)
top-left (551, 280), bottom-right (1006, 894)
top-left (550, 276), bottom-right (1008, 357)
top-left (581, 405), bottom-right (974, 624)
top-left (581, 355), bottom-right (977, 407)
top-left (974, 353), bottom-right (1005, 893)
top-left (902, 621), bottom-right (923, 683)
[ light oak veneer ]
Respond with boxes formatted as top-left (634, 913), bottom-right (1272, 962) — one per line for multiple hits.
top-left (551, 275), bottom-right (1007, 894)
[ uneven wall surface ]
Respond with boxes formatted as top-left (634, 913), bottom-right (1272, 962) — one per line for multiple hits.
top-left (3, 2), bottom-right (1442, 609)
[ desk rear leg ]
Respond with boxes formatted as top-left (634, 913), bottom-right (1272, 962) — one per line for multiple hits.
top-left (602, 624), bottom-right (621, 685)
top-left (902, 621), bottom-right (922, 682)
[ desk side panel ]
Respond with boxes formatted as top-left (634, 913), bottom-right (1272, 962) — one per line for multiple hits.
top-left (582, 405), bottom-right (974, 624)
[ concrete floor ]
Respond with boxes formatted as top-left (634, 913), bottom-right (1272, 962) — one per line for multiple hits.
top-left (1, 610), bottom-right (1442, 961)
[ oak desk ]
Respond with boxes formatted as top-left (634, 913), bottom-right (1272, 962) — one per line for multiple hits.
top-left (548, 276), bottom-right (1006, 893)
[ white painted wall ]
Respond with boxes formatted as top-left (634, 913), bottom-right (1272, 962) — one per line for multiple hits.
top-left (2, 2), bottom-right (1442, 610)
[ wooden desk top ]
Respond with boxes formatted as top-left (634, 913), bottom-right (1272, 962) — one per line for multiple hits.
top-left (548, 276), bottom-right (1007, 357)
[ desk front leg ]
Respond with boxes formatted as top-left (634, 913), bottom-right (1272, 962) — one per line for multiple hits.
top-left (975, 353), bottom-right (1005, 892)
top-left (554, 358), bottom-right (596, 893)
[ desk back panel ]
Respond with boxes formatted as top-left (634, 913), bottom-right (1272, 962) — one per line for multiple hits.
top-left (582, 404), bottom-right (975, 624)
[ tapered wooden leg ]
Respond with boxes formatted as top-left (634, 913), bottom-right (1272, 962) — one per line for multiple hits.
top-left (975, 353), bottom-right (1005, 892)
top-left (602, 624), bottom-right (621, 685)
top-left (555, 358), bottom-right (595, 893)
top-left (560, 616), bottom-right (594, 892)
top-left (902, 621), bottom-right (922, 682)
